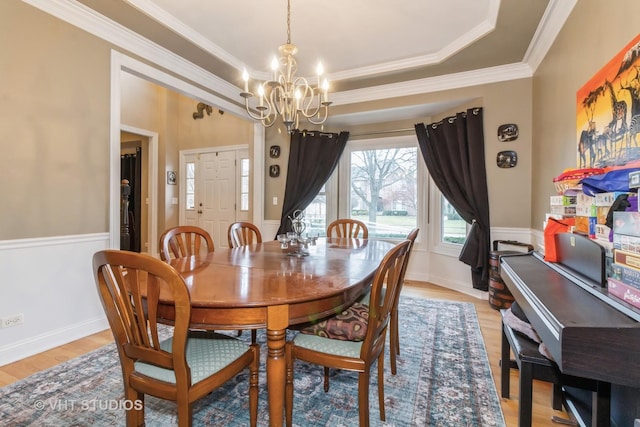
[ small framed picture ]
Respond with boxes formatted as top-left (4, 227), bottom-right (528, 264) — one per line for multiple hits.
top-left (167, 171), bottom-right (177, 185)
top-left (269, 145), bottom-right (281, 158)
top-left (269, 164), bottom-right (280, 178)
top-left (496, 150), bottom-right (518, 168)
top-left (497, 123), bottom-right (518, 142)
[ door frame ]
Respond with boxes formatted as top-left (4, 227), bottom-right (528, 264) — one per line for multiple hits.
top-left (121, 124), bottom-right (159, 255)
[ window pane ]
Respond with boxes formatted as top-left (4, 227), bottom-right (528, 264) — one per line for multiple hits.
top-left (305, 184), bottom-right (327, 236)
top-left (186, 162), bottom-right (195, 210)
top-left (349, 147), bottom-right (417, 238)
top-left (240, 158), bottom-right (250, 211)
top-left (441, 196), bottom-right (466, 244)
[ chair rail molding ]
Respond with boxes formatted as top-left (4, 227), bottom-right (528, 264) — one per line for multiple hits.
top-left (0, 233), bottom-right (110, 366)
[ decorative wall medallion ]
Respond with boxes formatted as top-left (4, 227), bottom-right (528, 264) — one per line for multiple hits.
top-left (496, 150), bottom-right (518, 168)
top-left (269, 164), bottom-right (280, 178)
top-left (167, 171), bottom-right (177, 185)
top-left (497, 123), bottom-right (518, 142)
top-left (269, 145), bottom-right (281, 158)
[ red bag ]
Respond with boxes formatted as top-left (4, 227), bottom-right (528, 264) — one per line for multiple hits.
top-left (544, 217), bottom-right (575, 262)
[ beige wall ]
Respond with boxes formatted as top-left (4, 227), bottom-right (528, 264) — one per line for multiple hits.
top-left (263, 78), bottom-right (534, 229)
top-left (0, 0), bottom-right (111, 239)
top-left (532, 0), bottom-right (640, 231)
top-left (120, 73), bottom-right (254, 239)
top-left (5, 0), bottom-right (636, 242)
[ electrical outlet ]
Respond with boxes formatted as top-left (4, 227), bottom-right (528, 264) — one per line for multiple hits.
top-left (2, 313), bottom-right (24, 328)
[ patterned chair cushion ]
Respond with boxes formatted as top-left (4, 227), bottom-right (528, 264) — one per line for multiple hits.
top-left (298, 301), bottom-right (369, 341)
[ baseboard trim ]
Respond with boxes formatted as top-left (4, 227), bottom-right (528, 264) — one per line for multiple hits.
top-left (0, 316), bottom-right (110, 367)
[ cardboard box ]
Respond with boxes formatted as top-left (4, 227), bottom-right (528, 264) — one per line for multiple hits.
top-left (576, 192), bottom-right (595, 206)
top-left (610, 262), bottom-right (640, 290)
top-left (550, 195), bottom-right (577, 206)
top-left (629, 170), bottom-right (640, 189)
top-left (596, 206), bottom-right (609, 224)
top-left (607, 277), bottom-right (640, 310)
top-left (614, 249), bottom-right (640, 271)
top-left (613, 211), bottom-right (640, 237)
top-left (550, 205), bottom-right (576, 216)
top-left (595, 223), bottom-right (612, 241)
top-left (576, 204), bottom-right (597, 217)
top-left (575, 216), bottom-right (596, 237)
top-left (595, 192), bottom-right (629, 206)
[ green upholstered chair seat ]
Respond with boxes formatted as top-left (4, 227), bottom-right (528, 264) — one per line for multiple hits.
top-left (134, 334), bottom-right (250, 384)
top-left (298, 301), bottom-right (369, 341)
top-left (293, 332), bottom-right (363, 358)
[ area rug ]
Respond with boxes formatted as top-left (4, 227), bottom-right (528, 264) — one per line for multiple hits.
top-left (0, 296), bottom-right (505, 426)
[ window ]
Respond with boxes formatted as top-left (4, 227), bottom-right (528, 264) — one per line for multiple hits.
top-left (340, 137), bottom-right (419, 239)
top-left (304, 184), bottom-right (327, 236)
top-left (185, 162), bottom-right (195, 210)
top-left (240, 158), bottom-right (250, 211)
top-left (441, 196), bottom-right (467, 244)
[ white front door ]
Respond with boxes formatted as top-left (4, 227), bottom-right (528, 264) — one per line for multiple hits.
top-left (199, 151), bottom-right (236, 248)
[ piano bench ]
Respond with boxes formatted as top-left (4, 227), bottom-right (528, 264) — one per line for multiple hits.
top-left (500, 311), bottom-right (563, 427)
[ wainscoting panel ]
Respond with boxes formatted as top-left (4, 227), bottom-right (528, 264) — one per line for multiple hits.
top-left (0, 234), bottom-right (111, 366)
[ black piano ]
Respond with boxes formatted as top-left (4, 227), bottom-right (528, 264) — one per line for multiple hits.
top-left (500, 233), bottom-right (640, 426)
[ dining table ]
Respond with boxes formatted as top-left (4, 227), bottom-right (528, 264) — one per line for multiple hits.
top-left (160, 236), bottom-right (396, 426)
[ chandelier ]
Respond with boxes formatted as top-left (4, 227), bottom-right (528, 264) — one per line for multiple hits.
top-left (240, 0), bottom-right (331, 134)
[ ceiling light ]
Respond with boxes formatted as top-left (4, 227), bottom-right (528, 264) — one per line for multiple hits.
top-left (240, 0), bottom-right (331, 134)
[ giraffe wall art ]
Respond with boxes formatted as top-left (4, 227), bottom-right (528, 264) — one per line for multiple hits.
top-left (576, 33), bottom-right (640, 168)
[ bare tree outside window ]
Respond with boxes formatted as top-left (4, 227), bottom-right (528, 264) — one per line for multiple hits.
top-left (349, 147), bottom-right (417, 238)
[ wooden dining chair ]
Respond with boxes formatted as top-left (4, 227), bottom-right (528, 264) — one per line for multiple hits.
top-left (387, 228), bottom-right (419, 374)
top-left (349, 228), bottom-right (420, 375)
top-left (326, 218), bottom-right (369, 239)
top-left (285, 239), bottom-right (411, 427)
top-left (92, 249), bottom-right (259, 427)
top-left (159, 225), bottom-right (214, 261)
top-left (228, 221), bottom-right (263, 248)
top-left (227, 221), bottom-right (262, 343)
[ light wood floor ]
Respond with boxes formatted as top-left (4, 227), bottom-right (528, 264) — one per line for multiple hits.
top-left (0, 281), bottom-right (570, 426)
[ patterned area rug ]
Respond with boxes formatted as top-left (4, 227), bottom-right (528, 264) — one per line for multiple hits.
top-left (0, 296), bottom-right (505, 426)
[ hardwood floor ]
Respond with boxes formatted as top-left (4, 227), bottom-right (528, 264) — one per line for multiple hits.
top-left (0, 281), bottom-right (570, 426)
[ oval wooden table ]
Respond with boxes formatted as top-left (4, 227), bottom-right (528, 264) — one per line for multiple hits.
top-left (162, 237), bottom-right (395, 426)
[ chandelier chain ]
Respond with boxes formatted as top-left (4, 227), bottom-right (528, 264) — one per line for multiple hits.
top-left (286, 0), bottom-right (291, 45)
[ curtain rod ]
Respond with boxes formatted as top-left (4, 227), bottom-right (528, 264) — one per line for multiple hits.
top-left (351, 127), bottom-right (415, 137)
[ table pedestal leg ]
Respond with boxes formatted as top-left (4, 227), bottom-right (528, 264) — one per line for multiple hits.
top-left (267, 305), bottom-right (288, 427)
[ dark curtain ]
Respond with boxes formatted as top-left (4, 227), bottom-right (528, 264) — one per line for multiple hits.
top-left (415, 107), bottom-right (490, 290)
top-left (121, 148), bottom-right (142, 252)
top-left (276, 130), bottom-right (349, 237)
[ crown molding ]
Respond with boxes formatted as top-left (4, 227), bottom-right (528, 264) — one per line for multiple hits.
top-left (125, 0), bottom-right (243, 72)
top-left (22, 0), bottom-right (241, 109)
top-left (331, 62), bottom-right (534, 106)
top-left (22, 0), bottom-right (568, 109)
top-left (523, 0), bottom-right (578, 72)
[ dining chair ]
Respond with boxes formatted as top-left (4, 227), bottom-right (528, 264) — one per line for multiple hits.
top-left (92, 249), bottom-right (259, 427)
top-left (386, 228), bottom-right (419, 374)
top-left (285, 239), bottom-right (411, 427)
top-left (326, 218), bottom-right (369, 239)
top-left (227, 221), bottom-right (262, 343)
top-left (159, 225), bottom-right (215, 261)
top-left (228, 221), bottom-right (263, 248)
top-left (342, 228), bottom-right (419, 375)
